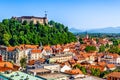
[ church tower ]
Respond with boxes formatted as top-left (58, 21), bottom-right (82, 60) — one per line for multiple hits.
top-left (86, 31), bottom-right (89, 39)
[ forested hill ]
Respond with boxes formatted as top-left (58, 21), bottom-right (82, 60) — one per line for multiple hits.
top-left (0, 19), bottom-right (77, 46)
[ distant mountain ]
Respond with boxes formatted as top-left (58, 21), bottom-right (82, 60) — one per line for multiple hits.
top-left (69, 28), bottom-right (83, 33)
top-left (88, 27), bottom-right (120, 33)
top-left (69, 27), bottom-right (120, 33)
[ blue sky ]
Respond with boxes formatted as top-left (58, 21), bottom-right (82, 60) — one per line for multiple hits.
top-left (0, 0), bottom-right (120, 30)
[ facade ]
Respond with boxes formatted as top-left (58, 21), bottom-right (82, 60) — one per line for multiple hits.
top-left (41, 64), bottom-right (60, 73)
top-left (49, 54), bottom-right (73, 63)
top-left (12, 16), bottom-right (48, 25)
top-left (109, 57), bottom-right (120, 65)
top-left (0, 46), bottom-right (18, 63)
top-left (28, 49), bottom-right (42, 60)
top-left (0, 46), bottom-right (25, 63)
top-left (60, 65), bottom-right (72, 72)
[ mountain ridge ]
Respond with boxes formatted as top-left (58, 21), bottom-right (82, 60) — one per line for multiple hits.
top-left (69, 27), bottom-right (120, 33)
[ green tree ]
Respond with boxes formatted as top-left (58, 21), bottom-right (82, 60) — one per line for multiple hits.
top-left (113, 39), bottom-right (119, 46)
top-left (2, 33), bottom-right (11, 46)
top-left (85, 46), bottom-right (96, 52)
top-left (79, 38), bottom-right (84, 44)
top-left (20, 57), bottom-right (27, 68)
top-left (99, 45), bottom-right (105, 52)
top-left (91, 68), bottom-right (100, 76)
top-left (100, 70), bottom-right (111, 78)
top-left (73, 64), bottom-right (87, 74)
top-left (108, 46), bottom-right (120, 54)
top-left (0, 19), bottom-right (76, 46)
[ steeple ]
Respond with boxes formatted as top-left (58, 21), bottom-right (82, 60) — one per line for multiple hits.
top-left (86, 31), bottom-right (89, 39)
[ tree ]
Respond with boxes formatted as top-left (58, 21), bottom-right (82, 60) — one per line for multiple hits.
top-left (0, 19), bottom-right (77, 46)
top-left (90, 68), bottom-right (100, 76)
top-left (20, 57), bottom-right (27, 68)
top-left (99, 45), bottom-right (105, 52)
top-left (106, 43), bottom-right (109, 48)
top-left (79, 38), bottom-right (84, 44)
top-left (113, 39), bottom-right (119, 46)
top-left (100, 70), bottom-right (111, 78)
top-left (22, 20), bottom-right (27, 25)
top-left (85, 46), bottom-right (96, 52)
top-left (2, 33), bottom-right (11, 46)
top-left (73, 64), bottom-right (87, 74)
top-left (108, 46), bottom-right (120, 54)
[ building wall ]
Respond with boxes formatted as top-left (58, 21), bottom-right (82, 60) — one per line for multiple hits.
top-left (30, 53), bottom-right (42, 60)
top-left (44, 64), bottom-right (60, 73)
top-left (0, 55), bottom-right (2, 61)
top-left (18, 17), bottom-right (48, 25)
top-left (49, 55), bottom-right (72, 63)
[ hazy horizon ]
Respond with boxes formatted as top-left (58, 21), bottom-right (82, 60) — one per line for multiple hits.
top-left (0, 0), bottom-right (120, 30)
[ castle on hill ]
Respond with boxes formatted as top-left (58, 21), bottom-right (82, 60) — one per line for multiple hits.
top-left (12, 14), bottom-right (48, 25)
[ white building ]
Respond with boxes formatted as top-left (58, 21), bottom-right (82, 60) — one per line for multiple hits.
top-left (61, 65), bottom-right (72, 72)
top-left (41, 64), bottom-right (60, 73)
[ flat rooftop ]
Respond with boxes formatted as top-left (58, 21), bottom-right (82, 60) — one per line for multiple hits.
top-left (0, 71), bottom-right (44, 80)
top-left (29, 68), bottom-right (51, 73)
top-left (74, 76), bottom-right (103, 80)
top-left (41, 64), bottom-right (59, 66)
top-left (38, 73), bottom-right (69, 79)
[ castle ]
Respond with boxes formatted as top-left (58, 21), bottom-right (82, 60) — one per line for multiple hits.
top-left (12, 15), bottom-right (48, 25)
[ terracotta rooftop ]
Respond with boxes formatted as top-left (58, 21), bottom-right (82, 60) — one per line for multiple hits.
top-left (0, 61), bottom-right (13, 69)
top-left (107, 64), bottom-right (115, 68)
top-left (0, 61), bottom-right (19, 72)
top-left (31, 49), bottom-right (41, 53)
top-left (25, 44), bottom-right (39, 49)
top-left (98, 61), bottom-right (106, 67)
top-left (7, 46), bottom-right (16, 52)
top-left (65, 69), bottom-right (82, 75)
top-left (43, 45), bottom-right (51, 50)
top-left (28, 60), bottom-right (35, 65)
top-left (107, 72), bottom-right (120, 78)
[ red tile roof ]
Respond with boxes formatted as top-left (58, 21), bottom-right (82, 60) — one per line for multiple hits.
top-left (0, 61), bottom-right (19, 72)
top-left (107, 72), bottom-right (120, 78)
top-left (0, 61), bottom-right (13, 69)
top-left (98, 61), bottom-right (106, 66)
top-left (65, 69), bottom-right (83, 75)
top-left (31, 49), bottom-right (41, 53)
top-left (7, 46), bottom-right (16, 51)
top-left (107, 64), bottom-right (115, 68)
top-left (25, 44), bottom-right (39, 49)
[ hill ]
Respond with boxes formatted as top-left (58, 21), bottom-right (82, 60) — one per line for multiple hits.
top-left (69, 28), bottom-right (83, 33)
top-left (0, 19), bottom-right (76, 46)
top-left (69, 27), bottom-right (120, 33)
top-left (88, 27), bottom-right (120, 33)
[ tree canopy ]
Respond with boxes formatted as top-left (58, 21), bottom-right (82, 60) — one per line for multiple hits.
top-left (85, 45), bottom-right (96, 52)
top-left (0, 19), bottom-right (77, 46)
